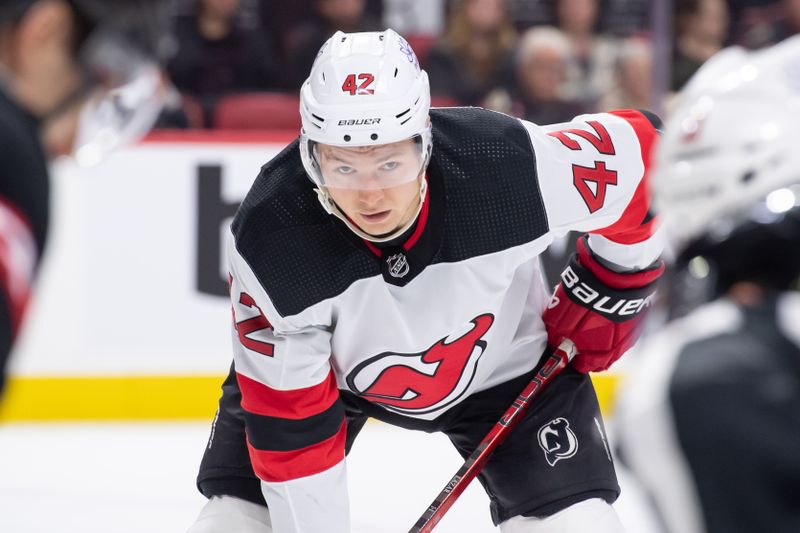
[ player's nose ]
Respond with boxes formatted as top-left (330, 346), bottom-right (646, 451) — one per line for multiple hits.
top-left (356, 186), bottom-right (386, 206)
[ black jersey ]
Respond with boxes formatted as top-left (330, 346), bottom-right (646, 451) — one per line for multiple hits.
top-left (0, 86), bottom-right (49, 393)
top-left (618, 293), bottom-right (800, 533)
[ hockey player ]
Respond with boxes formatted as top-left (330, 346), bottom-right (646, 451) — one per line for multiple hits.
top-left (617, 36), bottom-right (800, 533)
top-left (0, 0), bottom-right (171, 395)
top-left (189, 29), bottom-right (664, 533)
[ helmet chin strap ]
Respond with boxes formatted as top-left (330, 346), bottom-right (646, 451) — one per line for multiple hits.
top-left (315, 177), bottom-right (428, 243)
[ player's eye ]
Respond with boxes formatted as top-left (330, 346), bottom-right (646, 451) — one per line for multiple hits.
top-left (380, 161), bottom-right (400, 171)
top-left (335, 165), bottom-right (355, 174)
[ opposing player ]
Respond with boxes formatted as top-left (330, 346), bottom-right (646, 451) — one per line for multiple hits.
top-left (189, 29), bottom-right (664, 532)
top-left (617, 36), bottom-right (800, 533)
top-left (0, 0), bottom-right (171, 395)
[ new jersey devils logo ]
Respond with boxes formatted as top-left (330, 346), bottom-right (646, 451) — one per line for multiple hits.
top-left (538, 417), bottom-right (579, 466)
top-left (345, 314), bottom-right (495, 415)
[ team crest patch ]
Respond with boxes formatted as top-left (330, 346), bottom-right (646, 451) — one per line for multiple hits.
top-left (386, 253), bottom-right (410, 278)
top-left (345, 314), bottom-right (495, 415)
top-left (538, 417), bottom-right (578, 466)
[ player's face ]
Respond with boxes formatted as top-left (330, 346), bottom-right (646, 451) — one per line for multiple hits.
top-left (320, 140), bottom-right (424, 236)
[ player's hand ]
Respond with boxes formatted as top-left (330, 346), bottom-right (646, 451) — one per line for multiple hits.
top-left (542, 236), bottom-right (664, 373)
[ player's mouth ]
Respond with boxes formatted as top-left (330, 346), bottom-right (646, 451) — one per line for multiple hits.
top-left (360, 210), bottom-right (391, 224)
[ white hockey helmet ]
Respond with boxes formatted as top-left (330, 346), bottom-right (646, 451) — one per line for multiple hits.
top-left (654, 35), bottom-right (800, 249)
top-left (298, 29), bottom-right (433, 241)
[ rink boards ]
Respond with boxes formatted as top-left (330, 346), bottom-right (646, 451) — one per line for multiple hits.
top-left (0, 131), bottom-right (622, 422)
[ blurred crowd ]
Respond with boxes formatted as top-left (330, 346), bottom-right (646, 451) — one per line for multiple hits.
top-left (158, 0), bottom-right (800, 129)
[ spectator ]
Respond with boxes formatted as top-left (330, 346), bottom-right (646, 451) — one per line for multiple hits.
top-left (555, 0), bottom-right (619, 106)
top-left (736, 0), bottom-right (800, 48)
top-left (505, 0), bottom-right (556, 32)
top-left (425, 0), bottom-right (517, 106)
top-left (600, 38), bottom-right (653, 111)
top-left (256, 0), bottom-right (383, 64)
top-left (383, 0), bottom-right (445, 36)
top-left (167, 0), bottom-right (279, 122)
top-left (601, 0), bottom-right (651, 37)
top-left (284, 0), bottom-right (383, 90)
top-left (253, 0), bottom-right (315, 62)
top-left (672, 0), bottom-right (730, 91)
top-left (511, 26), bottom-right (590, 124)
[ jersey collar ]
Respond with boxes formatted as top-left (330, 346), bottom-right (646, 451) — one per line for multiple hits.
top-left (342, 171), bottom-right (445, 286)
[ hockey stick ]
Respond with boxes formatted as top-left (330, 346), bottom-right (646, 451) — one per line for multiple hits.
top-left (408, 338), bottom-right (577, 533)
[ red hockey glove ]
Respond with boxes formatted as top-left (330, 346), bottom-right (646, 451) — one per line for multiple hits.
top-left (542, 237), bottom-right (664, 373)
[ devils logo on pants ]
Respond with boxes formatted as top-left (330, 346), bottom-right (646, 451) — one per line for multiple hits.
top-left (538, 417), bottom-right (579, 466)
top-left (345, 314), bottom-right (495, 415)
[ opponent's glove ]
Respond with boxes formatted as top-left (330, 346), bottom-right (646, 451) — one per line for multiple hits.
top-left (542, 236), bottom-right (664, 373)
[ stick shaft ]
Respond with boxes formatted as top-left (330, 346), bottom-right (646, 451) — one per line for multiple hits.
top-left (408, 340), bottom-right (577, 533)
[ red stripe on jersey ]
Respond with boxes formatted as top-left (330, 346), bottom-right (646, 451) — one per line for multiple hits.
top-left (403, 179), bottom-right (430, 251)
top-left (593, 110), bottom-right (659, 245)
top-left (248, 419), bottom-right (347, 482)
top-left (362, 239), bottom-right (381, 257)
top-left (0, 197), bottom-right (36, 333)
top-left (0, 257), bottom-right (28, 333)
top-left (237, 369), bottom-right (339, 420)
top-left (607, 215), bottom-right (659, 246)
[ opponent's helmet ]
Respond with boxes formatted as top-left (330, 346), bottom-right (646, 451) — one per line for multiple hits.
top-left (654, 35), bottom-right (800, 246)
top-left (654, 36), bottom-right (800, 312)
top-left (298, 29), bottom-right (433, 241)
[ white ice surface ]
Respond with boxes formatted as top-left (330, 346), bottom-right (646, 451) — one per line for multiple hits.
top-left (0, 421), bottom-right (661, 532)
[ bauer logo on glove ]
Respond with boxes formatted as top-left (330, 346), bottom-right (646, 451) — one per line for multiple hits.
top-left (559, 264), bottom-right (658, 322)
top-left (543, 236), bottom-right (664, 373)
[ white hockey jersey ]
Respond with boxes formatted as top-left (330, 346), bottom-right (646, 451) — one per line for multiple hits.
top-left (227, 107), bottom-right (662, 532)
